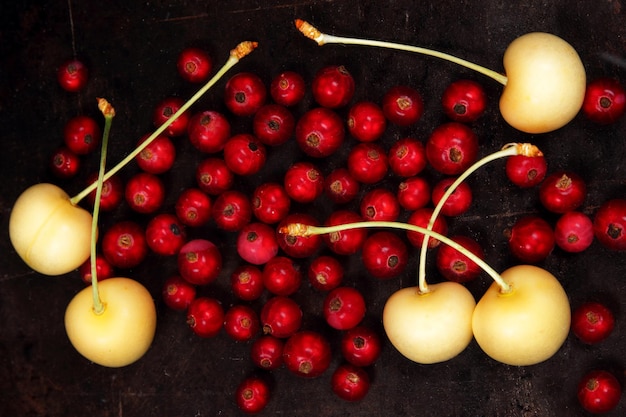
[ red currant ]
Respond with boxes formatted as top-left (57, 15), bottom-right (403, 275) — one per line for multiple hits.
top-left (64, 115), bottom-right (101, 155)
top-left (57, 59), bottom-right (89, 92)
top-left (176, 47), bottom-right (212, 83)
top-left (311, 65), bottom-right (355, 108)
top-left (145, 213), bottom-right (186, 256)
top-left (224, 72), bottom-right (267, 117)
top-left (124, 172), bottom-right (165, 214)
top-left (187, 110), bottom-right (231, 154)
top-left (270, 70), bottom-right (306, 107)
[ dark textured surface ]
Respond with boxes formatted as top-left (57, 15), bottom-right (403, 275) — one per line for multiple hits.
top-left (1, 1), bottom-right (626, 416)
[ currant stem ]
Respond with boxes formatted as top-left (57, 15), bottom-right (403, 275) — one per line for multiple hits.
top-left (417, 143), bottom-right (541, 292)
top-left (281, 221), bottom-right (511, 293)
top-left (69, 41), bottom-right (258, 205)
top-left (90, 98), bottom-right (115, 316)
top-left (294, 19), bottom-right (508, 86)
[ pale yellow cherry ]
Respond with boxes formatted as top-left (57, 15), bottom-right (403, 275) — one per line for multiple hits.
top-left (9, 183), bottom-right (93, 276)
top-left (296, 21), bottom-right (586, 134)
top-left (472, 265), bottom-right (571, 366)
top-left (499, 32), bottom-right (586, 134)
top-left (382, 282), bottom-right (476, 364)
top-left (64, 277), bottom-right (157, 368)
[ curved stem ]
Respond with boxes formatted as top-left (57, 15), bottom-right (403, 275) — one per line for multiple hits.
top-left (70, 41), bottom-right (258, 205)
top-left (295, 20), bottom-right (508, 86)
top-left (90, 98), bottom-right (115, 315)
top-left (417, 144), bottom-right (527, 292)
top-left (281, 221), bottom-right (511, 293)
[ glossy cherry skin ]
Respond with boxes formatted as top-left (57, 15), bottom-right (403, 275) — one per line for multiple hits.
top-left (361, 231), bottom-right (408, 280)
top-left (145, 213), bottom-right (186, 256)
top-left (323, 210), bottom-right (368, 256)
top-left (554, 211), bottom-right (594, 253)
top-left (331, 364), bottom-right (371, 402)
top-left (277, 213), bottom-right (323, 258)
top-left (571, 302), bottom-right (615, 344)
top-left (441, 79), bottom-right (487, 123)
top-left (49, 147), bottom-right (81, 179)
top-left (360, 188), bottom-right (400, 222)
top-left (284, 162), bottom-right (324, 204)
top-left (311, 65), bottom-right (355, 108)
top-left (224, 71), bottom-right (267, 117)
top-left (195, 157), bottom-right (234, 195)
top-left (283, 330), bottom-right (332, 378)
top-left (177, 239), bottom-right (222, 286)
top-left (308, 255), bottom-right (344, 291)
top-left (161, 275), bottom-right (196, 311)
top-left (270, 70), bottom-right (306, 107)
top-left (251, 335), bottom-right (284, 370)
top-left (64, 115), bottom-right (101, 155)
top-left (582, 78), bottom-right (626, 124)
top-left (57, 59), bottom-right (88, 92)
top-left (593, 199), bottom-right (626, 250)
top-left (135, 133), bottom-right (176, 174)
top-left (347, 142), bottom-right (389, 184)
top-left (85, 173), bottom-right (124, 211)
top-left (406, 207), bottom-right (448, 249)
top-left (295, 107), bottom-right (345, 157)
top-left (505, 154), bottom-right (548, 188)
top-left (230, 264), bottom-right (264, 301)
top-left (124, 172), bottom-right (165, 214)
top-left (78, 253), bottom-right (114, 285)
top-left (539, 171), bottom-right (586, 214)
top-left (186, 297), bottom-right (224, 338)
top-left (175, 188), bottom-right (212, 227)
top-left (388, 137), bottom-right (428, 177)
top-left (252, 104), bottom-right (295, 146)
top-left (153, 96), bottom-right (189, 137)
top-left (347, 101), bottom-right (387, 142)
top-left (212, 190), bottom-right (252, 232)
top-left (324, 168), bottom-right (360, 204)
top-left (508, 215), bottom-right (555, 263)
top-left (176, 47), bottom-right (212, 83)
top-left (426, 122), bottom-right (479, 175)
top-left (235, 376), bottom-right (271, 414)
top-left (101, 221), bottom-right (148, 269)
top-left (260, 295), bottom-right (303, 338)
top-left (435, 235), bottom-right (484, 283)
top-left (323, 286), bottom-right (366, 330)
top-left (382, 85), bottom-right (424, 126)
top-left (341, 326), bottom-right (382, 367)
top-left (237, 222), bottom-right (279, 265)
top-left (223, 305), bottom-right (260, 342)
top-left (262, 256), bottom-right (302, 296)
top-left (223, 133), bottom-right (267, 176)
top-left (187, 110), bottom-right (231, 153)
top-left (431, 177), bottom-right (473, 217)
top-left (577, 370), bottom-right (622, 414)
top-left (252, 182), bottom-right (291, 224)
top-left (397, 176), bottom-right (431, 211)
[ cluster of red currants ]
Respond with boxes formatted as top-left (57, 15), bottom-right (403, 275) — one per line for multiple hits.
top-left (53, 46), bottom-right (626, 413)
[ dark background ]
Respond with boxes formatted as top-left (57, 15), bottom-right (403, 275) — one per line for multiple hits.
top-left (1, 1), bottom-right (626, 416)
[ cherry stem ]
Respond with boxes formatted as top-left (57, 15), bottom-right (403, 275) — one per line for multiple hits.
top-left (281, 221), bottom-right (510, 293)
top-left (294, 20), bottom-right (508, 86)
top-left (418, 142), bottom-right (542, 293)
top-left (90, 98), bottom-right (115, 315)
top-left (69, 41), bottom-right (258, 205)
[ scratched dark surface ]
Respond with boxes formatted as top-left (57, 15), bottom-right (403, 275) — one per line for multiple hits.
top-left (1, 1), bottom-right (626, 416)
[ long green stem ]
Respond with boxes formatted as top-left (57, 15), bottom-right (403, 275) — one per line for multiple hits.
top-left (417, 144), bottom-right (527, 292)
top-left (70, 41), bottom-right (258, 205)
top-left (295, 20), bottom-right (508, 86)
top-left (90, 98), bottom-right (115, 315)
top-left (282, 221), bottom-right (511, 293)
